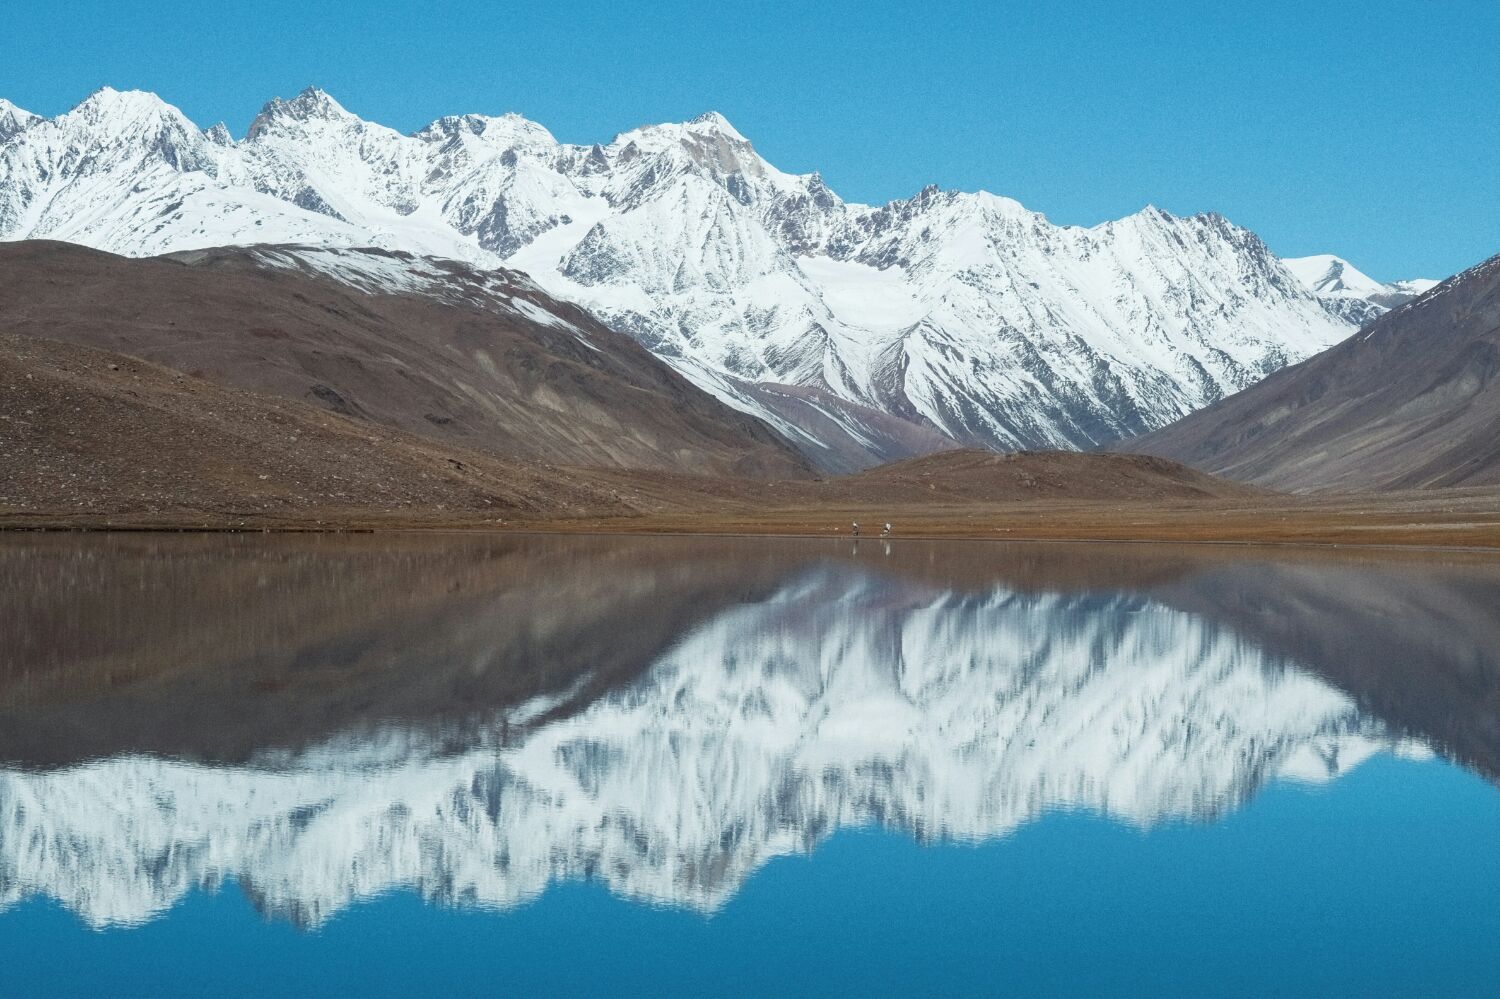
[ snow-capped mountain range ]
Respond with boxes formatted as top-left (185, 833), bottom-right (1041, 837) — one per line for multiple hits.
top-left (1283, 254), bottom-right (1438, 327)
top-left (0, 87), bottom-right (1428, 466)
top-left (0, 567), bottom-right (1424, 929)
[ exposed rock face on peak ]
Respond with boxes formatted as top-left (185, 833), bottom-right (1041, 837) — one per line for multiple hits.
top-left (688, 109), bottom-right (742, 131)
top-left (1129, 252), bottom-right (1500, 490)
top-left (1, 89), bottom-right (1362, 469)
top-left (0, 98), bottom-right (39, 142)
top-left (40, 88), bottom-right (213, 173)
top-left (416, 111), bottom-right (559, 150)
top-left (246, 86), bottom-right (353, 135)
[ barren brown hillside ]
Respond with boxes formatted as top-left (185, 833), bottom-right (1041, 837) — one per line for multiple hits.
top-left (0, 240), bottom-right (808, 478)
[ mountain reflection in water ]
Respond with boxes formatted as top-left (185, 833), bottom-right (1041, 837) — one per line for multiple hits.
top-left (1, 534), bottom-right (1497, 929)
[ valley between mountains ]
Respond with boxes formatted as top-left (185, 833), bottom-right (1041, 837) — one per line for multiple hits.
top-left (1, 89), bottom-right (1498, 546)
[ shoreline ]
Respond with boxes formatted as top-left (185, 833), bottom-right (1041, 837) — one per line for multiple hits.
top-left (7, 502), bottom-right (1500, 553)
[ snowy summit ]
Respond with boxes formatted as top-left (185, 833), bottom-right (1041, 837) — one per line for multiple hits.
top-left (0, 88), bottom-right (1429, 468)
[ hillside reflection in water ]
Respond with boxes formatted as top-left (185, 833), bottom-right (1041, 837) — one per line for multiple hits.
top-left (2, 533), bottom-right (1498, 936)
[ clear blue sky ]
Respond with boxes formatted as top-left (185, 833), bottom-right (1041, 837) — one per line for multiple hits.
top-left (3, 0), bottom-right (1495, 281)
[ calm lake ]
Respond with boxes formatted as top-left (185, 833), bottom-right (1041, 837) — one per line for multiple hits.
top-left (2, 533), bottom-right (1498, 997)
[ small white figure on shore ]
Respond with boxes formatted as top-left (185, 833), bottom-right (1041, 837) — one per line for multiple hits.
top-left (881, 522), bottom-right (892, 538)
top-left (851, 521), bottom-right (860, 537)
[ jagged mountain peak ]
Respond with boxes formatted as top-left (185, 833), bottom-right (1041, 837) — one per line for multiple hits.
top-left (1285, 253), bottom-right (1383, 297)
top-left (245, 86), bottom-right (362, 140)
top-left (414, 110), bottom-right (558, 151)
top-left (29, 88), bottom-right (212, 174)
top-left (1283, 253), bottom-right (1438, 326)
top-left (1189, 208), bottom-right (1233, 227)
top-left (1097, 208), bottom-right (1281, 268)
top-left (0, 86), bottom-right (1369, 468)
top-left (77, 84), bottom-right (155, 105)
top-left (63, 86), bottom-right (194, 131)
top-left (618, 109), bottom-right (748, 142)
top-left (610, 110), bottom-right (789, 181)
top-left (1105, 204), bottom-right (1204, 231)
top-left (274, 85), bottom-right (347, 120)
top-left (0, 98), bottom-right (39, 141)
top-left (964, 189), bottom-right (1035, 218)
top-left (686, 109), bottom-right (747, 140)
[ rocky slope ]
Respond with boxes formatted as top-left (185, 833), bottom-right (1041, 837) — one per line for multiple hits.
top-left (0, 331), bottom-right (643, 524)
top-left (1129, 253), bottom-right (1500, 490)
top-left (1, 87), bottom-right (1369, 468)
top-left (0, 99), bottom-right (38, 143)
top-left (0, 240), bottom-right (809, 480)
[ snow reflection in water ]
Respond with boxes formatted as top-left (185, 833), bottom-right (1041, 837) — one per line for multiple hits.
top-left (0, 534), bottom-right (1495, 928)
